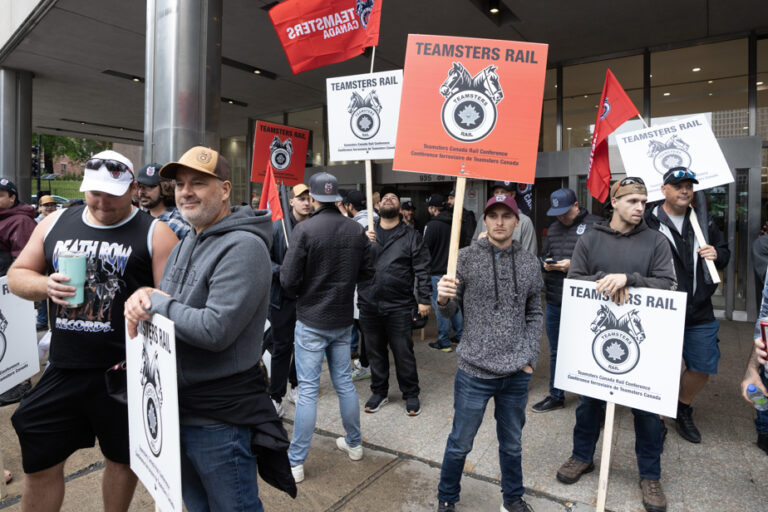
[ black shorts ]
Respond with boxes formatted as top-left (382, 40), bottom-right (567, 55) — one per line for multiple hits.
top-left (11, 365), bottom-right (130, 473)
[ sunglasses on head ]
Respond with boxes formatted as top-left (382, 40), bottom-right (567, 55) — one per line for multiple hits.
top-left (85, 158), bottom-right (134, 179)
top-left (667, 168), bottom-right (696, 180)
top-left (619, 177), bottom-right (645, 187)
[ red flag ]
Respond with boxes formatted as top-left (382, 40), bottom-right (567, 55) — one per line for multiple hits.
top-left (587, 69), bottom-right (640, 202)
top-left (269, 0), bottom-right (382, 74)
top-left (259, 163), bottom-right (284, 221)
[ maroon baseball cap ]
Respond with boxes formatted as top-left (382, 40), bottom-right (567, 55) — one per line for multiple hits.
top-left (483, 194), bottom-right (519, 218)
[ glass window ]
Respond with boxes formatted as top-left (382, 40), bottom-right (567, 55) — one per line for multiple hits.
top-left (651, 39), bottom-right (748, 137)
top-left (758, 38), bottom-right (768, 230)
top-left (540, 68), bottom-right (557, 152)
top-left (286, 107), bottom-right (324, 167)
top-left (563, 55), bottom-right (643, 150)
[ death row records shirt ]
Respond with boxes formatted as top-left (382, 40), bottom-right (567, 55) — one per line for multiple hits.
top-left (43, 206), bottom-right (157, 368)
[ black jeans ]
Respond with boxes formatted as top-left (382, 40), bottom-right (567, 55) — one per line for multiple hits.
top-left (359, 308), bottom-right (420, 399)
top-left (268, 298), bottom-right (298, 402)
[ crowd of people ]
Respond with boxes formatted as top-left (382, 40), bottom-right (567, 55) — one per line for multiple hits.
top-left (0, 149), bottom-right (766, 512)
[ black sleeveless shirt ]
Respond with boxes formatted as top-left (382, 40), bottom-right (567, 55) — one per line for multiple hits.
top-left (43, 205), bottom-right (156, 368)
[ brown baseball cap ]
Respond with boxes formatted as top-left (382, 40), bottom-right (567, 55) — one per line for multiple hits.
top-left (610, 177), bottom-right (647, 199)
top-left (293, 183), bottom-right (309, 196)
top-left (39, 195), bottom-right (56, 205)
top-left (159, 146), bottom-right (231, 181)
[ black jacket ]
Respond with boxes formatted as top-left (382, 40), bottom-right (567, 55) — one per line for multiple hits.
top-left (568, 220), bottom-right (677, 291)
top-left (423, 210), bottom-right (453, 275)
top-left (269, 213), bottom-right (299, 309)
top-left (358, 221), bottom-right (432, 313)
top-left (541, 208), bottom-right (602, 305)
top-left (645, 205), bottom-right (729, 325)
top-left (280, 206), bottom-right (374, 329)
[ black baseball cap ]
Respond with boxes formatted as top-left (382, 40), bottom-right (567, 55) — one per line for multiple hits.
top-left (490, 181), bottom-right (516, 193)
top-left (137, 163), bottom-right (164, 186)
top-left (663, 167), bottom-right (699, 186)
top-left (427, 194), bottom-right (445, 207)
top-left (0, 178), bottom-right (18, 197)
top-left (308, 172), bottom-right (342, 202)
top-left (345, 190), bottom-right (366, 210)
top-left (401, 200), bottom-right (415, 211)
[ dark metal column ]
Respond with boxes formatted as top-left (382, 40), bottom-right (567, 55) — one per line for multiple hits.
top-left (144, 0), bottom-right (222, 164)
top-left (0, 68), bottom-right (32, 201)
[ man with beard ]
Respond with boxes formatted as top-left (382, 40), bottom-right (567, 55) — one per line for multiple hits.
top-left (358, 187), bottom-right (431, 416)
top-left (125, 146), bottom-right (290, 511)
top-left (137, 162), bottom-right (190, 239)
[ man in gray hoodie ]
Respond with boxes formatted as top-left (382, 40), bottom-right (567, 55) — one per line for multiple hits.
top-left (125, 146), bottom-right (288, 512)
top-left (434, 194), bottom-right (543, 512)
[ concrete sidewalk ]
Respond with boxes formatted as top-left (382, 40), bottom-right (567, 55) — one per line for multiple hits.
top-left (0, 318), bottom-right (765, 511)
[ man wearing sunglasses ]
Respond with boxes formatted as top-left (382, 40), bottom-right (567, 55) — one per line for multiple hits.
top-left (7, 150), bottom-right (177, 512)
top-left (645, 167), bottom-right (729, 445)
top-left (557, 177), bottom-right (676, 512)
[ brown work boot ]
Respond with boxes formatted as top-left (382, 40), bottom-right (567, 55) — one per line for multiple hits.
top-left (556, 457), bottom-right (594, 484)
top-left (639, 478), bottom-right (667, 512)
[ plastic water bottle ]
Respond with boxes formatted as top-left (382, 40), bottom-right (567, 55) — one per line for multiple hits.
top-left (747, 385), bottom-right (768, 411)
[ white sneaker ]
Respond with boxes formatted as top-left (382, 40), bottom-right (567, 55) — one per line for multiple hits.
top-left (291, 464), bottom-right (304, 483)
top-left (287, 387), bottom-right (299, 404)
top-left (336, 437), bottom-right (363, 461)
top-left (272, 399), bottom-right (284, 419)
top-left (351, 361), bottom-right (371, 381)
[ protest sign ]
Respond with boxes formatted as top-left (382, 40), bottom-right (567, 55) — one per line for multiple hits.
top-left (393, 34), bottom-right (547, 182)
top-left (616, 113), bottom-right (734, 202)
top-left (0, 277), bottom-right (40, 395)
top-left (127, 315), bottom-right (181, 512)
top-left (555, 279), bottom-right (687, 417)
top-left (251, 121), bottom-right (310, 186)
top-left (326, 69), bottom-right (402, 161)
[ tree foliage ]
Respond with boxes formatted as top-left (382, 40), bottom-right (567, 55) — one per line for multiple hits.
top-left (33, 133), bottom-right (112, 172)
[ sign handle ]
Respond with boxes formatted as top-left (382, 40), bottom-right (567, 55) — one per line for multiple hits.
top-left (446, 175), bottom-right (467, 278)
top-left (595, 401), bottom-right (616, 512)
top-left (688, 210), bottom-right (720, 284)
top-left (364, 46), bottom-right (378, 231)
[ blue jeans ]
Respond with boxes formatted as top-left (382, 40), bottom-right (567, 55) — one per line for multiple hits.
top-left (437, 369), bottom-right (531, 504)
top-left (682, 320), bottom-right (720, 374)
top-left (756, 367), bottom-right (768, 434)
top-left (571, 395), bottom-right (663, 480)
top-left (545, 303), bottom-right (564, 400)
top-left (289, 321), bottom-right (361, 466)
top-left (431, 275), bottom-right (463, 348)
top-left (36, 300), bottom-right (48, 327)
top-left (180, 424), bottom-right (263, 512)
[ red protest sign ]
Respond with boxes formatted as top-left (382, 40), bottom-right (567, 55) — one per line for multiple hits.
top-left (269, 0), bottom-right (382, 75)
top-left (251, 121), bottom-right (310, 186)
top-left (393, 34), bottom-right (548, 183)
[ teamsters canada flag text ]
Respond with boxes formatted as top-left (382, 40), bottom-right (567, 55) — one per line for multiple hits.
top-left (270, 0), bottom-right (382, 74)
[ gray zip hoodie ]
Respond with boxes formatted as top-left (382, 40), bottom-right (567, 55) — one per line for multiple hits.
top-left (439, 237), bottom-right (543, 379)
top-left (149, 206), bottom-right (272, 389)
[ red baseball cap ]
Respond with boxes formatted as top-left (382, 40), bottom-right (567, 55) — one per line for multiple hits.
top-left (483, 194), bottom-right (519, 218)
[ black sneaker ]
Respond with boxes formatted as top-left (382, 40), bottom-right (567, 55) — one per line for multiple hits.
top-left (450, 336), bottom-right (461, 345)
top-left (758, 433), bottom-right (768, 455)
top-left (364, 394), bottom-right (389, 413)
top-left (531, 396), bottom-right (564, 413)
top-left (0, 380), bottom-right (31, 406)
top-left (675, 403), bottom-right (701, 443)
top-left (428, 341), bottom-right (453, 352)
top-left (436, 502), bottom-right (455, 512)
top-left (502, 498), bottom-right (534, 512)
top-left (406, 397), bottom-right (421, 416)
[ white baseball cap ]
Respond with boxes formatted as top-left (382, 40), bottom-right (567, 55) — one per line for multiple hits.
top-left (80, 150), bottom-right (135, 196)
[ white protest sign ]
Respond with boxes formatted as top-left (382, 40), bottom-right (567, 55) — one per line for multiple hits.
top-left (555, 279), bottom-right (687, 417)
top-left (126, 315), bottom-right (181, 512)
top-left (326, 70), bottom-right (403, 161)
top-left (0, 277), bottom-right (40, 394)
top-left (616, 113), bottom-right (733, 202)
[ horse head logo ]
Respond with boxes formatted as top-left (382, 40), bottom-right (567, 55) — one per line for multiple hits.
top-left (590, 304), bottom-right (616, 333)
